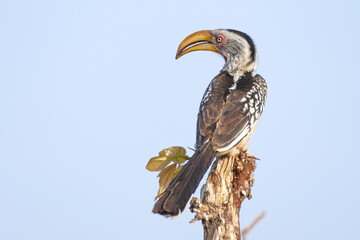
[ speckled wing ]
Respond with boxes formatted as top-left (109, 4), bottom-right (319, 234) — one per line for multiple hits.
top-left (212, 74), bottom-right (267, 152)
top-left (195, 72), bottom-right (233, 149)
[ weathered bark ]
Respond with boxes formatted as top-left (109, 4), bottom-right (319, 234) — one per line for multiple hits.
top-left (190, 151), bottom-right (256, 240)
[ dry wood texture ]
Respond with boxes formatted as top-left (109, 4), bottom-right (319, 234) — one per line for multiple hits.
top-left (190, 151), bottom-right (257, 240)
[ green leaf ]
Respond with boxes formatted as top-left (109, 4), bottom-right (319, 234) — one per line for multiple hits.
top-left (146, 155), bottom-right (172, 172)
top-left (173, 164), bottom-right (184, 176)
top-left (164, 146), bottom-right (189, 164)
top-left (146, 146), bottom-right (189, 171)
top-left (155, 163), bottom-right (177, 200)
top-left (147, 146), bottom-right (191, 200)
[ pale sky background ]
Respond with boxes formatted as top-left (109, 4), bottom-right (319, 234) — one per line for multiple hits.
top-left (1, 0), bottom-right (360, 239)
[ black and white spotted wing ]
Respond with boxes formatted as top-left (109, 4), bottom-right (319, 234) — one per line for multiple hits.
top-left (196, 72), bottom-right (267, 153)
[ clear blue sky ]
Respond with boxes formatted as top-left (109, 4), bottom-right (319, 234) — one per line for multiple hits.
top-left (1, 1), bottom-right (359, 239)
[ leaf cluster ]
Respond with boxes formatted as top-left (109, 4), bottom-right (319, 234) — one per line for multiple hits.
top-left (146, 146), bottom-right (190, 200)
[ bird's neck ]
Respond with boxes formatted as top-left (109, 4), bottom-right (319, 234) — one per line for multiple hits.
top-left (223, 70), bottom-right (253, 91)
top-left (222, 53), bottom-right (257, 81)
top-left (230, 70), bottom-right (247, 83)
top-left (223, 61), bottom-right (253, 83)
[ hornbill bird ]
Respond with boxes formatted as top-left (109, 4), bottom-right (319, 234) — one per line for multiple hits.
top-left (153, 29), bottom-right (267, 216)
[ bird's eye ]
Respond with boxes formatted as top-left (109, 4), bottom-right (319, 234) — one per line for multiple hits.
top-left (216, 36), bottom-right (223, 43)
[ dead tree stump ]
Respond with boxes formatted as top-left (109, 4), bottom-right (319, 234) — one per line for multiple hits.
top-left (190, 151), bottom-right (257, 240)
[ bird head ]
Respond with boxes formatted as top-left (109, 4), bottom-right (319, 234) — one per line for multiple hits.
top-left (176, 29), bottom-right (257, 77)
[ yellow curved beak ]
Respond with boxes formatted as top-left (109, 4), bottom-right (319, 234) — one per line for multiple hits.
top-left (175, 30), bottom-right (220, 59)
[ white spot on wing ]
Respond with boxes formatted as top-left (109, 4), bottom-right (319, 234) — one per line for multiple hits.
top-left (249, 107), bottom-right (255, 114)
